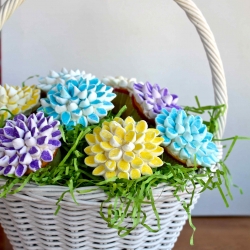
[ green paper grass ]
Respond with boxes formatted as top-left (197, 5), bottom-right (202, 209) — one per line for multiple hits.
top-left (184, 95), bottom-right (226, 135)
top-left (21, 74), bottom-right (40, 87)
top-left (0, 109), bottom-right (14, 128)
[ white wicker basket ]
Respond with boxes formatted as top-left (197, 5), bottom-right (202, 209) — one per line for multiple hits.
top-left (0, 0), bottom-right (228, 249)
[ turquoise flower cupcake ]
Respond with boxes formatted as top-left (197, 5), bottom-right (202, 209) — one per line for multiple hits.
top-left (155, 108), bottom-right (219, 168)
top-left (38, 78), bottom-right (116, 130)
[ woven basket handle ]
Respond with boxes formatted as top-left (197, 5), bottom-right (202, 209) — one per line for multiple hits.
top-left (0, 0), bottom-right (228, 139)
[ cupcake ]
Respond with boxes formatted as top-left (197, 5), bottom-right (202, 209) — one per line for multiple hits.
top-left (102, 76), bottom-right (139, 118)
top-left (0, 84), bottom-right (41, 121)
top-left (132, 82), bottom-right (181, 124)
top-left (37, 68), bottom-right (95, 93)
top-left (0, 112), bottom-right (61, 177)
top-left (102, 76), bottom-right (137, 94)
top-left (38, 78), bottom-right (116, 130)
top-left (155, 108), bottom-right (219, 168)
top-left (84, 116), bottom-right (164, 180)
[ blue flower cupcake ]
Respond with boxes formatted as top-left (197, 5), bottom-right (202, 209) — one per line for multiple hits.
top-left (39, 78), bottom-right (116, 130)
top-left (155, 108), bottom-right (219, 168)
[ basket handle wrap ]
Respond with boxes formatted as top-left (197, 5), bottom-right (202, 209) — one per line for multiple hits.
top-left (0, 0), bottom-right (228, 139)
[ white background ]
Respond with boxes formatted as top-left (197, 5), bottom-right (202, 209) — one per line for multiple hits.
top-left (2, 0), bottom-right (250, 215)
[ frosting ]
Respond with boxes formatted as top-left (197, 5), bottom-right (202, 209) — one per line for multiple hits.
top-left (133, 82), bottom-right (181, 119)
top-left (0, 112), bottom-right (61, 177)
top-left (38, 68), bottom-right (95, 92)
top-left (38, 78), bottom-right (116, 130)
top-left (84, 116), bottom-right (164, 180)
top-left (155, 108), bottom-right (219, 168)
top-left (0, 84), bottom-right (40, 120)
top-left (102, 76), bottom-right (138, 92)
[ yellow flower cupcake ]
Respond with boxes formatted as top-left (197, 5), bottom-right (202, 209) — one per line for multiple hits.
top-left (0, 84), bottom-right (40, 120)
top-left (84, 116), bottom-right (164, 180)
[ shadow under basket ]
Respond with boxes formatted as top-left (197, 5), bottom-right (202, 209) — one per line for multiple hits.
top-left (0, 180), bottom-right (201, 250)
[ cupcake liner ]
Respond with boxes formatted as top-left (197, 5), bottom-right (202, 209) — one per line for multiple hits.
top-left (131, 95), bottom-right (155, 125)
top-left (112, 89), bottom-right (131, 116)
top-left (102, 76), bottom-right (147, 120)
top-left (112, 88), bottom-right (147, 122)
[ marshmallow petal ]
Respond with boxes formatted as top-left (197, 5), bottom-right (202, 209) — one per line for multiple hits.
top-left (15, 164), bottom-right (27, 177)
top-left (19, 153), bottom-right (32, 165)
top-left (48, 139), bottom-right (61, 150)
top-left (12, 138), bottom-right (25, 150)
top-left (3, 165), bottom-right (15, 175)
top-left (41, 149), bottom-right (53, 162)
top-left (0, 155), bottom-right (10, 167)
top-left (29, 159), bottom-right (42, 171)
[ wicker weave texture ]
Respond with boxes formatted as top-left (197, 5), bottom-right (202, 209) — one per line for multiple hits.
top-left (0, 181), bottom-right (201, 250)
top-left (0, 145), bottom-right (223, 250)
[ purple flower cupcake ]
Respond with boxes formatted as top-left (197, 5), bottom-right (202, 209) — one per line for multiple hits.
top-left (132, 82), bottom-right (181, 123)
top-left (0, 112), bottom-right (62, 177)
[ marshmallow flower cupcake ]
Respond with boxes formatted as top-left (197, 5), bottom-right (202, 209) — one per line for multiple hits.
top-left (84, 116), bottom-right (164, 180)
top-left (155, 108), bottom-right (219, 168)
top-left (0, 84), bottom-right (41, 121)
top-left (0, 112), bottom-right (61, 177)
top-left (102, 76), bottom-right (137, 93)
top-left (39, 78), bottom-right (116, 130)
top-left (132, 82), bottom-right (181, 124)
top-left (38, 68), bottom-right (95, 93)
